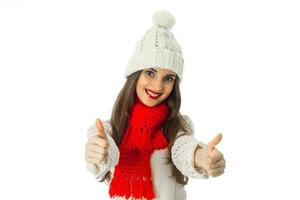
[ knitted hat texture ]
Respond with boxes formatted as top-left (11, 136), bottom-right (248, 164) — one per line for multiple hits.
top-left (125, 10), bottom-right (184, 80)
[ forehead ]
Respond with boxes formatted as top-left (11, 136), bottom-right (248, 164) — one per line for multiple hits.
top-left (149, 67), bottom-right (176, 76)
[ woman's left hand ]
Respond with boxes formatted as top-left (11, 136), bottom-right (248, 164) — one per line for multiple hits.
top-left (195, 134), bottom-right (226, 177)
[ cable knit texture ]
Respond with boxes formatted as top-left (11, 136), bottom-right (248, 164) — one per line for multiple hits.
top-left (171, 116), bottom-right (209, 178)
top-left (86, 115), bottom-right (208, 200)
top-left (171, 135), bottom-right (208, 178)
top-left (125, 10), bottom-right (184, 80)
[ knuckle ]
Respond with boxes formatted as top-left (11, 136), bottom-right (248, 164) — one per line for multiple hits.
top-left (97, 138), bottom-right (104, 145)
top-left (104, 141), bottom-right (109, 148)
top-left (103, 148), bottom-right (108, 154)
top-left (99, 154), bottom-right (105, 160)
top-left (102, 150), bottom-right (108, 155)
top-left (102, 138), bottom-right (108, 145)
top-left (100, 139), bottom-right (109, 148)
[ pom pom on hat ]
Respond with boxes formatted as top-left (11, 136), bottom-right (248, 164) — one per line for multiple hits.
top-left (152, 10), bottom-right (175, 30)
top-left (126, 10), bottom-right (184, 81)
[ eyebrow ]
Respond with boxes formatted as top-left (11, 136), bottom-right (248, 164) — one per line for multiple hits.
top-left (150, 68), bottom-right (176, 77)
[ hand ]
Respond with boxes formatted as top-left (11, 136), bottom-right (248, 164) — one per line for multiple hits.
top-left (195, 133), bottom-right (226, 177)
top-left (85, 119), bottom-right (109, 168)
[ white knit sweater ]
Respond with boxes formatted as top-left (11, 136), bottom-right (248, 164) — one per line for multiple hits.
top-left (86, 115), bottom-right (208, 200)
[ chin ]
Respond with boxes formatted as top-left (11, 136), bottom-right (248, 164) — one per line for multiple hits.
top-left (141, 97), bottom-right (162, 107)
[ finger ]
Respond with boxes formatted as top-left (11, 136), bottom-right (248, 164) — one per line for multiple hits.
top-left (88, 136), bottom-right (109, 149)
top-left (207, 159), bottom-right (226, 170)
top-left (85, 156), bottom-right (99, 165)
top-left (96, 118), bottom-right (107, 139)
top-left (207, 133), bottom-right (222, 152)
top-left (211, 169), bottom-right (224, 177)
top-left (86, 149), bottom-right (107, 160)
top-left (86, 143), bottom-right (108, 155)
top-left (85, 151), bottom-right (107, 164)
top-left (209, 168), bottom-right (224, 177)
top-left (207, 150), bottom-right (223, 164)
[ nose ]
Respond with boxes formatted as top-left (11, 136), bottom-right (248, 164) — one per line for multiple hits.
top-left (150, 78), bottom-right (164, 92)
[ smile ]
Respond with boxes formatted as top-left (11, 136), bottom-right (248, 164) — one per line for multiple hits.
top-left (145, 89), bottom-right (162, 99)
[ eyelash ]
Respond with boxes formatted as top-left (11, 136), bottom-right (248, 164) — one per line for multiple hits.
top-left (145, 70), bottom-right (175, 82)
top-left (164, 77), bottom-right (174, 82)
top-left (145, 70), bottom-right (155, 77)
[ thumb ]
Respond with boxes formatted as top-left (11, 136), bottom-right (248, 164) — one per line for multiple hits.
top-left (206, 133), bottom-right (222, 152)
top-left (95, 118), bottom-right (107, 139)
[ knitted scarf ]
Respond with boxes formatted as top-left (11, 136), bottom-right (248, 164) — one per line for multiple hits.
top-left (109, 95), bottom-right (170, 200)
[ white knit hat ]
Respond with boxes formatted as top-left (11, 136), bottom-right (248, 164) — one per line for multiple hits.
top-left (125, 10), bottom-right (184, 80)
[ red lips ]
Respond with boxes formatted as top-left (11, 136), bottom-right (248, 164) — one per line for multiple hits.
top-left (145, 89), bottom-right (162, 99)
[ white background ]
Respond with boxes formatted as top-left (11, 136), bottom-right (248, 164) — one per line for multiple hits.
top-left (1, 0), bottom-right (299, 199)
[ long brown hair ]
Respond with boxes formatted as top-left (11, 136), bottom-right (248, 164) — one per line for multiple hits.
top-left (99, 70), bottom-right (193, 185)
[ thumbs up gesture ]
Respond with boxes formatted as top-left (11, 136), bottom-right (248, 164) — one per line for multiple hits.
top-left (194, 133), bottom-right (226, 177)
top-left (85, 119), bottom-right (109, 167)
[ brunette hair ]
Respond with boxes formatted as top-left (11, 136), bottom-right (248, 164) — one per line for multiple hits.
top-left (99, 70), bottom-right (193, 185)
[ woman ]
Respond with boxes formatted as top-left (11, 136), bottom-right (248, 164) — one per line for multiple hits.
top-left (85, 10), bottom-right (226, 200)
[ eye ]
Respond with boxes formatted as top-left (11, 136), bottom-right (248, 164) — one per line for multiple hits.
top-left (164, 76), bottom-right (175, 83)
top-left (145, 70), bottom-right (155, 77)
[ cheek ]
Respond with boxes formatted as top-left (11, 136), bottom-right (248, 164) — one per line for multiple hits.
top-left (166, 83), bottom-right (175, 93)
top-left (136, 77), bottom-right (148, 94)
top-left (161, 84), bottom-right (174, 98)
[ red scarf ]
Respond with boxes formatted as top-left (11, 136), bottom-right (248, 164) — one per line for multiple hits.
top-left (109, 95), bottom-right (169, 200)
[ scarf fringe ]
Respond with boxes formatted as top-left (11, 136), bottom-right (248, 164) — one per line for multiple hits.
top-left (110, 176), bottom-right (156, 200)
top-left (109, 176), bottom-right (131, 199)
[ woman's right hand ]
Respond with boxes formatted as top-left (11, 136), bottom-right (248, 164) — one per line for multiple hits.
top-left (85, 119), bottom-right (109, 167)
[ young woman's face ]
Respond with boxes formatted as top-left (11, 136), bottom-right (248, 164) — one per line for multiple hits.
top-left (136, 67), bottom-right (177, 107)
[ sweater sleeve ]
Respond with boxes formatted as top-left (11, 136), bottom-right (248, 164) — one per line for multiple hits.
top-left (171, 115), bottom-right (209, 179)
top-left (86, 120), bottom-right (120, 180)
